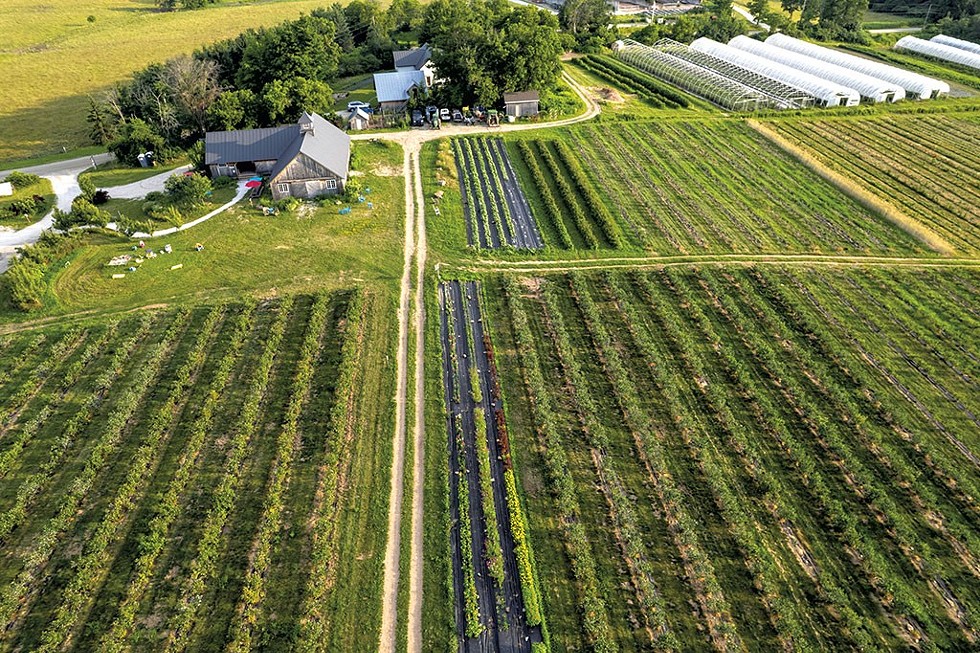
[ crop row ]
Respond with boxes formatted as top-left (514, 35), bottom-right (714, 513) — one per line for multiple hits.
top-left (574, 55), bottom-right (690, 108)
top-left (97, 302), bottom-right (256, 653)
top-left (515, 141), bottom-right (573, 249)
top-left (162, 299), bottom-right (293, 653)
top-left (296, 290), bottom-right (366, 652)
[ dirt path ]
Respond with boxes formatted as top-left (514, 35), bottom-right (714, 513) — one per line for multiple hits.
top-left (378, 145), bottom-right (416, 653)
top-left (375, 67), bottom-right (599, 653)
top-left (407, 145), bottom-right (427, 653)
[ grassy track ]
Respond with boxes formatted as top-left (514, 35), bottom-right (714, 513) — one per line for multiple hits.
top-left (478, 266), bottom-right (980, 651)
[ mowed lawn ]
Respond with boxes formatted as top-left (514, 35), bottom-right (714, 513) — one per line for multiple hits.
top-left (0, 0), bottom-right (362, 162)
top-left (1, 140), bottom-right (405, 321)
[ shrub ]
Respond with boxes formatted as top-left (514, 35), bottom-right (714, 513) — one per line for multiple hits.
top-left (211, 175), bottom-right (237, 190)
top-left (107, 118), bottom-right (167, 167)
top-left (3, 171), bottom-right (41, 189)
top-left (274, 197), bottom-right (300, 213)
top-left (7, 197), bottom-right (38, 216)
top-left (164, 173), bottom-right (211, 209)
top-left (92, 189), bottom-right (111, 205)
top-left (2, 258), bottom-right (45, 311)
top-left (52, 197), bottom-right (110, 230)
top-left (78, 174), bottom-right (97, 201)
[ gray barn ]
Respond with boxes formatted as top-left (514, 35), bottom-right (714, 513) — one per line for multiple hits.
top-left (503, 91), bottom-right (540, 118)
top-left (205, 112), bottom-right (350, 200)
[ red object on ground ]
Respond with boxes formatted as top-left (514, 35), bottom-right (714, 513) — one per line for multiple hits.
top-left (245, 180), bottom-right (262, 188)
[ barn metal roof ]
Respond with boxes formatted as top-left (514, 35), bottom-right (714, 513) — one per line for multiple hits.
top-left (374, 70), bottom-right (426, 103)
top-left (205, 112), bottom-right (350, 180)
top-left (503, 91), bottom-right (540, 104)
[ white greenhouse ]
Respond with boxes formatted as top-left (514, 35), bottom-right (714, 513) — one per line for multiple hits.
top-left (896, 35), bottom-right (980, 71)
top-left (614, 39), bottom-right (777, 111)
top-left (766, 33), bottom-right (950, 99)
top-left (931, 34), bottom-right (980, 56)
top-left (655, 39), bottom-right (815, 109)
top-left (690, 37), bottom-right (861, 106)
top-left (728, 35), bottom-right (906, 103)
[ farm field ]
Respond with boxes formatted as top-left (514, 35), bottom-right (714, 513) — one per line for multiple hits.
top-left (453, 138), bottom-right (544, 250)
top-left (437, 280), bottom-right (544, 651)
top-left (0, 0), bottom-right (352, 162)
top-left (509, 120), bottom-right (930, 256)
top-left (768, 113), bottom-right (980, 254)
top-left (476, 266), bottom-right (980, 652)
top-left (0, 289), bottom-right (396, 652)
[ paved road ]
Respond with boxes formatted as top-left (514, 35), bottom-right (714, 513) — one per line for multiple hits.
top-left (2, 152), bottom-right (113, 177)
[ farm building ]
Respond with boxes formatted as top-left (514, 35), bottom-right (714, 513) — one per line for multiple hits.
top-left (766, 33), bottom-right (950, 99)
top-left (374, 70), bottom-right (428, 112)
top-left (392, 43), bottom-right (438, 87)
top-left (896, 35), bottom-right (980, 71)
top-left (691, 38), bottom-right (861, 106)
top-left (729, 35), bottom-right (905, 103)
top-left (931, 34), bottom-right (980, 56)
top-left (503, 91), bottom-right (540, 118)
top-left (348, 107), bottom-right (371, 131)
top-left (205, 111), bottom-right (350, 200)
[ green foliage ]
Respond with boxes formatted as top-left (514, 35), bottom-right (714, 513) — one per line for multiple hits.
top-left (53, 196), bottom-right (110, 231)
top-left (107, 119), bottom-right (167, 167)
top-left (236, 15), bottom-right (340, 94)
top-left (3, 171), bottom-right (41, 189)
top-left (343, 175), bottom-right (362, 202)
top-left (420, 0), bottom-right (563, 106)
top-left (262, 77), bottom-right (334, 124)
top-left (2, 259), bottom-right (45, 311)
top-left (164, 172), bottom-right (211, 209)
top-left (559, 0), bottom-right (614, 52)
top-left (205, 89), bottom-right (258, 131)
top-left (78, 174), bottom-right (96, 202)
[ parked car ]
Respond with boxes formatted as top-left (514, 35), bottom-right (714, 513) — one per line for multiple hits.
top-left (410, 109), bottom-right (425, 127)
top-left (439, 108), bottom-right (451, 121)
top-left (347, 100), bottom-right (371, 111)
top-left (452, 109), bottom-right (464, 122)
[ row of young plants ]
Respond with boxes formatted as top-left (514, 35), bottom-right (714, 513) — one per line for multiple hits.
top-left (475, 138), bottom-right (521, 245)
top-left (0, 327), bottom-right (84, 435)
top-left (473, 407), bottom-right (505, 587)
top-left (442, 284), bottom-right (483, 640)
top-left (226, 294), bottom-right (332, 652)
top-left (0, 315), bottom-right (153, 540)
top-left (162, 298), bottom-right (293, 653)
top-left (551, 141), bottom-right (625, 249)
top-left (464, 137), bottom-right (510, 247)
top-left (475, 293), bottom-right (545, 632)
top-left (540, 278), bottom-right (682, 651)
top-left (456, 417), bottom-right (484, 639)
top-left (454, 138), bottom-right (500, 249)
top-left (0, 309), bottom-right (191, 638)
top-left (515, 141), bottom-right (573, 249)
top-left (532, 141), bottom-right (600, 249)
top-left (97, 302), bottom-right (256, 653)
top-left (501, 276), bottom-right (617, 652)
top-left (32, 306), bottom-right (226, 653)
top-left (0, 332), bottom-right (47, 389)
top-left (0, 323), bottom-right (119, 479)
top-left (296, 290), bottom-right (366, 652)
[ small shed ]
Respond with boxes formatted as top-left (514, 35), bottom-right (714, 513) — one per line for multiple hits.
top-left (0, 182), bottom-right (12, 197)
top-left (503, 91), bottom-right (540, 118)
top-left (348, 107), bottom-right (371, 131)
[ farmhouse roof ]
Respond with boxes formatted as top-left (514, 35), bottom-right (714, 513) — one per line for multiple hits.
top-left (392, 43), bottom-right (432, 70)
top-left (503, 91), bottom-right (540, 104)
top-left (374, 70), bottom-right (427, 103)
top-left (205, 111), bottom-right (350, 179)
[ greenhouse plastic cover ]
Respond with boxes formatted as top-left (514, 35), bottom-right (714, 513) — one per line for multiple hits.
top-left (931, 34), bottom-right (980, 56)
top-left (728, 35), bottom-right (906, 102)
top-left (766, 33), bottom-right (950, 99)
top-left (691, 37), bottom-right (861, 106)
top-left (896, 35), bottom-right (980, 71)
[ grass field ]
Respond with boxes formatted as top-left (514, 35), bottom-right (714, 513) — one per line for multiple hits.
top-left (0, 0), bottom-right (361, 163)
top-left (0, 285), bottom-right (396, 652)
top-left (2, 139), bottom-right (404, 321)
top-left (769, 113), bottom-right (980, 254)
top-left (79, 159), bottom-right (188, 189)
top-left (475, 266), bottom-right (980, 652)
